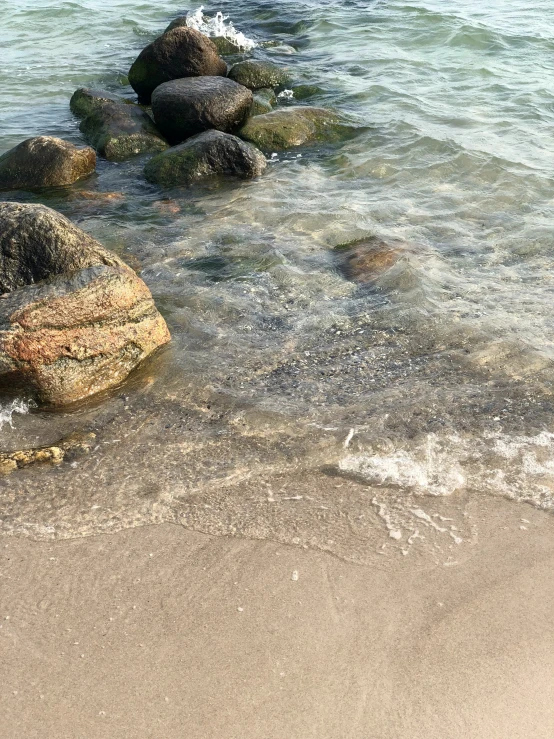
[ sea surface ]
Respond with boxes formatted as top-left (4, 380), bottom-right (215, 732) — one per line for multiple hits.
top-left (2, 0), bottom-right (554, 560)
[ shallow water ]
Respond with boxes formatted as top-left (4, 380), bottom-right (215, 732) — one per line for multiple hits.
top-left (2, 0), bottom-right (554, 557)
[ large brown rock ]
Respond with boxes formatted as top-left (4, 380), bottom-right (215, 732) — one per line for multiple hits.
top-left (151, 76), bottom-right (253, 144)
top-left (70, 88), bottom-right (168, 161)
top-left (0, 136), bottom-right (96, 191)
top-left (0, 264), bottom-right (170, 406)
top-left (334, 237), bottom-right (407, 283)
top-left (0, 203), bottom-right (170, 405)
top-left (128, 27), bottom-right (227, 103)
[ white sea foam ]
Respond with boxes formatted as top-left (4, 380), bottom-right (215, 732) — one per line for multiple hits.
top-left (186, 6), bottom-right (256, 51)
top-left (339, 429), bottom-right (554, 510)
top-left (0, 399), bottom-right (31, 432)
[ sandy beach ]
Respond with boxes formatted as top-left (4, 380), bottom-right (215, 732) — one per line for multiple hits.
top-left (2, 491), bottom-right (553, 739)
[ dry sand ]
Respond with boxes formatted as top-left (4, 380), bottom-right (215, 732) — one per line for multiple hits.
top-left (1, 494), bottom-right (554, 738)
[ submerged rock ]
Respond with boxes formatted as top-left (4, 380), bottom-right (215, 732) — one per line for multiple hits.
top-left (334, 237), bottom-right (406, 283)
top-left (0, 431), bottom-right (96, 476)
top-left (0, 136), bottom-right (96, 191)
top-left (70, 88), bottom-right (168, 161)
top-left (250, 88), bottom-right (276, 117)
top-left (238, 106), bottom-right (350, 150)
top-left (0, 203), bottom-right (170, 405)
top-left (228, 60), bottom-right (291, 90)
top-left (144, 130), bottom-right (267, 186)
top-left (128, 27), bottom-right (227, 103)
top-left (151, 77), bottom-right (253, 144)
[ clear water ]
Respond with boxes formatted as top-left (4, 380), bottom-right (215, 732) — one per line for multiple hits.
top-left (2, 1), bottom-right (554, 557)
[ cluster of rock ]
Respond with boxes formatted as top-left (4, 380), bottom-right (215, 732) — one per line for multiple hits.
top-left (0, 18), bottom-right (354, 193)
top-left (0, 13), bottom-right (365, 412)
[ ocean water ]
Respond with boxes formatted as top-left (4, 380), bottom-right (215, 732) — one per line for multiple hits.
top-left (2, 0), bottom-right (554, 558)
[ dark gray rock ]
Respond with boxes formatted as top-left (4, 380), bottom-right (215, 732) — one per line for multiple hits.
top-left (0, 136), bottom-right (96, 191)
top-left (151, 77), bottom-right (253, 144)
top-left (0, 201), bottom-right (128, 294)
top-left (70, 88), bottom-right (168, 161)
top-left (228, 60), bottom-right (291, 90)
top-left (128, 27), bottom-right (227, 103)
top-left (144, 130), bottom-right (267, 186)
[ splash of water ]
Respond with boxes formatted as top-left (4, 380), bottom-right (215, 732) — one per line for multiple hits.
top-left (339, 429), bottom-right (554, 510)
top-left (186, 6), bottom-right (257, 51)
top-left (0, 399), bottom-right (32, 432)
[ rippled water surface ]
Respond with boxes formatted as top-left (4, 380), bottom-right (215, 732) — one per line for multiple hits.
top-left (2, 0), bottom-right (554, 558)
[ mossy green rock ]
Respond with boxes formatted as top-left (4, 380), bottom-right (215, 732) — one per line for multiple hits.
top-left (70, 88), bottom-right (168, 162)
top-left (70, 88), bottom-right (127, 118)
top-left (250, 89), bottom-right (275, 117)
top-left (238, 107), bottom-right (351, 151)
top-left (144, 130), bottom-right (266, 187)
top-left (228, 60), bottom-right (291, 90)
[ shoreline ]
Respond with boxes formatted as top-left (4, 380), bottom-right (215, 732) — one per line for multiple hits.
top-left (1, 491), bottom-right (553, 738)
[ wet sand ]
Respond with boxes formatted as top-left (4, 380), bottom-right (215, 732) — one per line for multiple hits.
top-left (1, 491), bottom-right (553, 738)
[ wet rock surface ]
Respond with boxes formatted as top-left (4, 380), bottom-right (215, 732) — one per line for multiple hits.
top-left (164, 18), bottom-right (243, 54)
top-left (0, 263), bottom-right (170, 406)
top-left (0, 431), bottom-right (96, 475)
top-left (0, 136), bottom-right (96, 191)
top-left (228, 60), bottom-right (291, 90)
top-left (70, 88), bottom-right (168, 161)
top-left (0, 203), bottom-right (170, 406)
top-left (151, 76), bottom-right (253, 144)
top-left (250, 88), bottom-right (276, 116)
top-left (238, 106), bottom-right (349, 150)
top-left (144, 130), bottom-right (267, 187)
top-left (0, 202), bottom-right (127, 294)
top-left (128, 27), bottom-right (227, 103)
top-left (334, 237), bottom-right (407, 283)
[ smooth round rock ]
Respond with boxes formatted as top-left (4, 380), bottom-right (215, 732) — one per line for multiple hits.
top-left (144, 130), bottom-right (267, 186)
top-left (151, 77), bottom-right (253, 144)
top-left (228, 60), bottom-right (291, 90)
top-left (0, 136), bottom-right (96, 191)
top-left (128, 27), bottom-right (227, 103)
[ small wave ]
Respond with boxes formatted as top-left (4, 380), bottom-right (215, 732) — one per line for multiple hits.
top-left (186, 6), bottom-right (256, 51)
top-left (338, 429), bottom-right (554, 510)
top-left (0, 399), bottom-right (32, 432)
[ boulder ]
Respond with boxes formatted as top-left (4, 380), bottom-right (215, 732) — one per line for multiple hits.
top-left (0, 202), bottom-right (128, 294)
top-left (334, 237), bottom-right (406, 283)
top-left (0, 264), bottom-right (170, 406)
top-left (70, 88), bottom-right (168, 161)
top-left (0, 203), bottom-right (170, 406)
top-left (144, 130), bottom-right (267, 186)
top-left (228, 60), bottom-right (291, 90)
top-left (128, 27), bottom-right (227, 103)
top-left (238, 107), bottom-right (351, 150)
top-left (0, 136), bottom-right (96, 191)
top-left (151, 77), bottom-right (253, 144)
